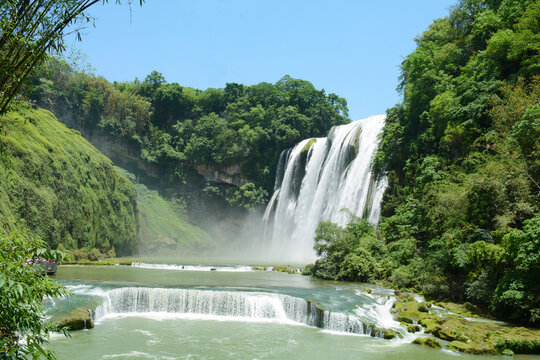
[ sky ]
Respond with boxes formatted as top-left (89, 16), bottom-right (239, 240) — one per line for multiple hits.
top-left (67, 0), bottom-right (457, 120)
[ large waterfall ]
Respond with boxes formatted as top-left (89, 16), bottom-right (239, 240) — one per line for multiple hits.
top-left (263, 115), bottom-right (387, 263)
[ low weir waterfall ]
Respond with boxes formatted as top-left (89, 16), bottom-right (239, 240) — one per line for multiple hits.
top-left (89, 287), bottom-right (389, 337)
top-left (263, 114), bottom-right (387, 262)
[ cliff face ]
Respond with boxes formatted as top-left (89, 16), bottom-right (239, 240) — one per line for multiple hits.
top-left (195, 164), bottom-right (250, 187)
top-left (59, 112), bottom-right (251, 189)
top-left (0, 108), bottom-right (139, 255)
top-left (50, 109), bottom-right (256, 251)
top-left (81, 130), bottom-right (161, 179)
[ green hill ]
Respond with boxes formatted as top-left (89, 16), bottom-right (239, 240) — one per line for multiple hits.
top-left (0, 107), bottom-right (138, 256)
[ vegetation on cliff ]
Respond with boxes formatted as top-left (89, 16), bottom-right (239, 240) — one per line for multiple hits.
top-left (116, 167), bottom-right (214, 254)
top-left (0, 107), bottom-right (139, 255)
top-left (26, 61), bottom-right (350, 197)
top-left (309, 0), bottom-right (540, 326)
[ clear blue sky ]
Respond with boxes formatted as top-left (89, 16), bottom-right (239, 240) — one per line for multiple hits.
top-left (67, 0), bottom-right (456, 120)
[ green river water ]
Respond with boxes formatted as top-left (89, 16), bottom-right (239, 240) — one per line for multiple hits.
top-left (46, 261), bottom-right (538, 360)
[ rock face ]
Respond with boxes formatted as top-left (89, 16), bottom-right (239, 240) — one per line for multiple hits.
top-left (83, 131), bottom-right (160, 179)
top-left (195, 164), bottom-right (250, 187)
top-left (72, 125), bottom-right (251, 189)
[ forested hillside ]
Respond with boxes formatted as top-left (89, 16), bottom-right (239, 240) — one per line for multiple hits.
top-left (27, 62), bottom-right (349, 203)
top-left (0, 107), bottom-right (139, 256)
top-left (308, 0), bottom-right (539, 325)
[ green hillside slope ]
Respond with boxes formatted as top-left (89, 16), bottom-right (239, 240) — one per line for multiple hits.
top-left (116, 167), bottom-right (214, 254)
top-left (0, 108), bottom-right (138, 255)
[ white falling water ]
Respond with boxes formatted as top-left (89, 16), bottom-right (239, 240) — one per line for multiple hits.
top-left (91, 287), bottom-right (384, 337)
top-left (263, 115), bottom-right (387, 263)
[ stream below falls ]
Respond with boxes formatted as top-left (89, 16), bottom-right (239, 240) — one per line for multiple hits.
top-left (46, 262), bottom-right (538, 359)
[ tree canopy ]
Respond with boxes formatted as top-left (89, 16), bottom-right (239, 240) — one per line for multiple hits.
top-left (26, 62), bottom-right (350, 196)
top-left (0, 0), bottom-right (144, 162)
top-left (311, 0), bottom-right (539, 326)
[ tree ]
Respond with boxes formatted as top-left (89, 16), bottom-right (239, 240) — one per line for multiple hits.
top-left (0, 232), bottom-right (69, 359)
top-left (0, 0), bottom-right (144, 119)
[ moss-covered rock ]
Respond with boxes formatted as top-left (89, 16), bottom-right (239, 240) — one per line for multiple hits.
top-left (301, 138), bottom-right (317, 154)
top-left (393, 297), bottom-right (540, 355)
top-left (407, 324), bottom-right (421, 333)
top-left (435, 301), bottom-right (486, 318)
top-left (57, 307), bottom-right (94, 331)
top-left (397, 316), bottom-right (414, 324)
top-left (383, 329), bottom-right (396, 339)
top-left (495, 336), bottom-right (540, 354)
top-left (412, 337), bottom-right (441, 348)
top-left (425, 316), bottom-right (469, 342)
top-left (448, 340), bottom-right (497, 355)
top-left (502, 349), bottom-right (514, 356)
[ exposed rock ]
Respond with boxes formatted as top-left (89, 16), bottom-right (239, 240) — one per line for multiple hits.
top-left (393, 290), bottom-right (414, 302)
top-left (394, 290), bottom-right (409, 298)
top-left (57, 307), bottom-right (94, 331)
top-left (195, 164), bottom-right (250, 187)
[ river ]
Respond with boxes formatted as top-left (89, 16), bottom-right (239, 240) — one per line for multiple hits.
top-left (45, 261), bottom-right (531, 359)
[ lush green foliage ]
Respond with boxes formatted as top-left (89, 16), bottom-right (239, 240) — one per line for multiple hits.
top-left (0, 232), bottom-right (69, 359)
top-left (311, 0), bottom-right (539, 325)
top-left (370, 0), bottom-right (540, 324)
top-left (117, 167), bottom-right (215, 254)
top-left (305, 213), bottom-right (389, 283)
top-left (0, 108), bottom-right (139, 255)
top-left (27, 62), bottom-right (349, 194)
top-left (0, 0), bottom-right (101, 119)
top-left (225, 183), bottom-right (268, 210)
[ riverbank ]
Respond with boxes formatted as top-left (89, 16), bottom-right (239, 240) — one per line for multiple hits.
top-left (392, 291), bottom-right (540, 355)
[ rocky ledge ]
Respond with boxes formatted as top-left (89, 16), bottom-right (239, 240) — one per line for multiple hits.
top-left (392, 291), bottom-right (540, 355)
top-left (56, 307), bottom-right (94, 331)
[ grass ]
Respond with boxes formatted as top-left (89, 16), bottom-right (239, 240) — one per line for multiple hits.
top-left (116, 167), bottom-right (215, 254)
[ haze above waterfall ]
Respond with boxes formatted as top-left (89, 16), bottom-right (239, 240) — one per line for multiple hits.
top-left (262, 115), bottom-right (387, 263)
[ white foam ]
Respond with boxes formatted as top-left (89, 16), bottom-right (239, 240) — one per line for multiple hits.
top-left (102, 351), bottom-right (158, 359)
top-left (131, 262), bottom-right (254, 272)
top-left (89, 286), bottom-right (384, 338)
top-left (96, 311), bottom-right (304, 327)
top-left (263, 115), bottom-right (388, 263)
top-left (67, 284), bottom-right (108, 297)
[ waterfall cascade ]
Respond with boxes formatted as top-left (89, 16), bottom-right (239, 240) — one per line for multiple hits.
top-left (263, 115), bottom-right (387, 262)
top-left (92, 287), bottom-right (386, 337)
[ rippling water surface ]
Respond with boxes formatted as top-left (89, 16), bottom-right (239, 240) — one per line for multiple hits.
top-left (48, 262), bottom-right (536, 360)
